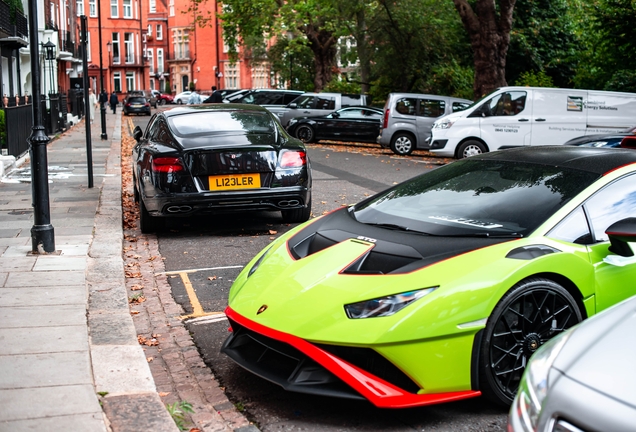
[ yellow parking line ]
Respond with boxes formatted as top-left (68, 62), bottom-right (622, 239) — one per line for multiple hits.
top-left (179, 272), bottom-right (205, 316)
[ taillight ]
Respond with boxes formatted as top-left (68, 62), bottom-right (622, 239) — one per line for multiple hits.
top-left (279, 150), bottom-right (307, 168)
top-left (620, 136), bottom-right (636, 149)
top-left (152, 157), bottom-right (184, 173)
top-left (382, 109), bottom-right (389, 129)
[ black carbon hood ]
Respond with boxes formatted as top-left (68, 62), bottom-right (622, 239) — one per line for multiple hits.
top-left (287, 208), bottom-right (514, 274)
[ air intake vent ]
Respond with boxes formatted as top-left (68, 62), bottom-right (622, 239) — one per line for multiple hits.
top-left (343, 250), bottom-right (419, 275)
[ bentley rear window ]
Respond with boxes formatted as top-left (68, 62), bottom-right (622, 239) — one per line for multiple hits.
top-left (353, 159), bottom-right (599, 237)
top-left (168, 111), bottom-right (276, 136)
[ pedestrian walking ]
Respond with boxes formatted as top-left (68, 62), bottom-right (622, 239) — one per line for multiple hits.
top-left (109, 91), bottom-right (119, 114)
top-left (99, 89), bottom-right (108, 110)
top-left (88, 88), bottom-right (97, 123)
top-left (187, 89), bottom-right (202, 105)
top-left (210, 86), bottom-right (223, 103)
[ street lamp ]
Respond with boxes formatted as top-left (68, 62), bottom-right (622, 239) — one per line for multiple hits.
top-left (42, 39), bottom-right (56, 95)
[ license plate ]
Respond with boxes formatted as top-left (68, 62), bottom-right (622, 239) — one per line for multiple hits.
top-left (209, 173), bottom-right (261, 190)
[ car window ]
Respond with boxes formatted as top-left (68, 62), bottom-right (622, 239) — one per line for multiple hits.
top-left (453, 101), bottom-right (471, 112)
top-left (418, 99), bottom-right (446, 118)
top-left (547, 207), bottom-right (593, 244)
top-left (353, 159), bottom-right (599, 237)
top-left (146, 116), bottom-right (162, 140)
top-left (316, 97), bottom-right (336, 110)
top-left (283, 93), bottom-right (301, 104)
top-left (128, 97), bottom-right (146, 104)
top-left (395, 98), bottom-right (417, 116)
top-left (338, 108), bottom-right (364, 118)
top-left (168, 111), bottom-right (276, 136)
top-left (484, 91), bottom-right (527, 117)
top-left (342, 95), bottom-right (363, 107)
top-left (584, 174), bottom-right (636, 242)
top-left (247, 92), bottom-right (284, 105)
top-left (294, 96), bottom-right (316, 109)
top-left (363, 109), bottom-right (382, 119)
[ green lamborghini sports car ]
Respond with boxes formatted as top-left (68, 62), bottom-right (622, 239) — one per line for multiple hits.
top-left (222, 146), bottom-right (636, 408)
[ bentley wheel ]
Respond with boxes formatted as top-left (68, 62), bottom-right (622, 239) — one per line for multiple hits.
top-left (282, 197), bottom-right (311, 223)
top-left (390, 133), bottom-right (415, 155)
top-left (139, 199), bottom-right (164, 234)
top-left (295, 125), bottom-right (315, 143)
top-left (457, 140), bottom-right (487, 158)
top-left (479, 278), bottom-right (583, 406)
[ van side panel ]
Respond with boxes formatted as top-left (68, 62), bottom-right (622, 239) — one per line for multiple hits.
top-left (586, 91), bottom-right (636, 130)
top-left (530, 89), bottom-right (587, 146)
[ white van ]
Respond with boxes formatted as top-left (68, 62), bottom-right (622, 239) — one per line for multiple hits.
top-left (429, 86), bottom-right (636, 158)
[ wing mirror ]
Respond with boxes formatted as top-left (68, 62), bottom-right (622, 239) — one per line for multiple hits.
top-left (288, 103), bottom-right (298, 109)
top-left (606, 218), bottom-right (636, 257)
top-left (133, 126), bottom-right (143, 142)
top-left (331, 112), bottom-right (340, 118)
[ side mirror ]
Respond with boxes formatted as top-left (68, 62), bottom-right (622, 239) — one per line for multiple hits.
top-left (606, 218), bottom-right (636, 257)
top-left (133, 126), bottom-right (143, 142)
top-left (288, 103), bottom-right (298, 109)
top-left (331, 112), bottom-right (340, 118)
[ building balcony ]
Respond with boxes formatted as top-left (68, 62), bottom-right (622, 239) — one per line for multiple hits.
top-left (0, 0), bottom-right (28, 42)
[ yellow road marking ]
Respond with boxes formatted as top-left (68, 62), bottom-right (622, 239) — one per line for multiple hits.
top-left (179, 272), bottom-right (205, 316)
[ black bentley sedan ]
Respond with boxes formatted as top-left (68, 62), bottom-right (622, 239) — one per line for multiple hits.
top-left (286, 106), bottom-right (383, 143)
top-left (132, 104), bottom-right (312, 233)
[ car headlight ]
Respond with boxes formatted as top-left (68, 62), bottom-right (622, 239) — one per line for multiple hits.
top-left (344, 287), bottom-right (437, 319)
top-left (511, 329), bottom-right (573, 432)
top-left (433, 119), bottom-right (455, 129)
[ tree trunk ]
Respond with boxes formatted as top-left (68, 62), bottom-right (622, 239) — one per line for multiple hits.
top-left (452, 0), bottom-right (516, 98)
top-left (354, 9), bottom-right (371, 95)
top-left (304, 24), bottom-right (338, 92)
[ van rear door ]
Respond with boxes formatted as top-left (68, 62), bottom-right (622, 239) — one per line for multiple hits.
top-left (586, 91), bottom-right (636, 133)
top-left (530, 89), bottom-right (587, 146)
top-left (415, 97), bottom-right (447, 144)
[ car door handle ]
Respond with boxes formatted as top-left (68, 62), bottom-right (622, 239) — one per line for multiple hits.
top-left (518, 118), bottom-right (529, 122)
top-left (535, 118), bottom-right (546, 122)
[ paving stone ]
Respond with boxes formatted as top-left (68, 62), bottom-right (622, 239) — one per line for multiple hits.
top-left (0, 351), bottom-right (94, 388)
top-left (0, 286), bottom-right (86, 307)
top-left (4, 270), bottom-right (85, 287)
top-left (101, 393), bottom-right (179, 432)
top-left (0, 325), bottom-right (88, 355)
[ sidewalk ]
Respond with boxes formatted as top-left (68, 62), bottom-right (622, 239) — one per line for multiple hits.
top-left (0, 109), bottom-right (252, 431)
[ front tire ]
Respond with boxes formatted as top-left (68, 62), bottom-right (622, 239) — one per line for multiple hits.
top-left (160, 99), bottom-right (167, 106)
top-left (479, 278), bottom-right (583, 406)
top-left (295, 125), bottom-right (315, 143)
top-left (390, 133), bottom-right (415, 155)
top-left (457, 140), bottom-right (487, 159)
top-left (177, 99), bottom-right (183, 105)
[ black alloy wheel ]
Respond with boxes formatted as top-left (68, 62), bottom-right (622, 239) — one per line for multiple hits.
top-left (479, 278), bottom-right (583, 406)
top-left (295, 125), bottom-right (315, 143)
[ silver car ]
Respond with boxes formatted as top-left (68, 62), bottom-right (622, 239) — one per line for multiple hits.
top-left (377, 92), bottom-right (472, 155)
top-left (508, 294), bottom-right (636, 432)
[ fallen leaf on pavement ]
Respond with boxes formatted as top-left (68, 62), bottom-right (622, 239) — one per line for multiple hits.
top-left (208, 276), bottom-right (217, 281)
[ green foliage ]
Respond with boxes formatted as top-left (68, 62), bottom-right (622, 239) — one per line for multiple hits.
top-left (506, 0), bottom-right (579, 88)
top-left (267, 38), bottom-right (315, 91)
top-left (164, 81), bottom-right (171, 94)
top-left (514, 70), bottom-right (555, 88)
top-left (604, 70), bottom-right (636, 93)
top-left (188, 82), bottom-right (195, 91)
top-left (419, 61), bottom-right (474, 101)
top-left (323, 76), bottom-right (361, 94)
top-left (166, 401), bottom-right (194, 431)
top-left (6, 0), bottom-right (24, 23)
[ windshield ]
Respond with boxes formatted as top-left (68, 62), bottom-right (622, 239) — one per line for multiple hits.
top-left (168, 111), bottom-right (276, 136)
top-left (353, 159), bottom-right (599, 237)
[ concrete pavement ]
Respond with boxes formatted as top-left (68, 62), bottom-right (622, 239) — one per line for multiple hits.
top-left (0, 107), bottom-right (255, 431)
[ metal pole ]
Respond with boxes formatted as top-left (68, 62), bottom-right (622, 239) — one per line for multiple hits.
top-left (97, 0), bottom-right (107, 140)
top-left (81, 16), bottom-right (94, 188)
top-left (27, 0), bottom-right (55, 253)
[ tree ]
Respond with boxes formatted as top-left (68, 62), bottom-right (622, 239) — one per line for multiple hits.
top-left (451, 0), bottom-right (516, 97)
top-left (219, 0), bottom-right (348, 91)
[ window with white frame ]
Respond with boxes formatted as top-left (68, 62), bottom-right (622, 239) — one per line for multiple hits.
top-left (110, 0), bottom-right (118, 17)
top-left (169, 0), bottom-right (174, 16)
top-left (50, 3), bottom-right (57, 26)
top-left (123, 0), bottom-right (132, 18)
top-left (224, 62), bottom-right (239, 89)
top-left (150, 78), bottom-right (155, 90)
top-left (112, 33), bottom-right (120, 63)
top-left (124, 33), bottom-right (134, 63)
top-left (89, 0), bottom-right (96, 16)
top-left (252, 64), bottom-right (267, 89)
top-left (147, 48), bottom-right (154, 73)
top-left (173, 29), bottom-right (189, 59)
top-left (157, 48), bottom-right (164, 74)
top-left (149, 0), bottom-right (156, 13)
top-left (76, 0), bottom-right (84, 16)
top-left (86, 31), bottom-right (91, 61)
top-left (147, 24), bottom-right (152, 36)
top-left (156, 24), bottom-right (162, 40)
top-left (126, 72), bottom-right (135, 91)
top-left (113, 72), bottom-right (121, 92)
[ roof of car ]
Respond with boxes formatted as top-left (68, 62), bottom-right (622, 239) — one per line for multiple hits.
top-left (475, 145), bottom-right (636, 175)
top-left (162, 103), bottom-right (271, 118)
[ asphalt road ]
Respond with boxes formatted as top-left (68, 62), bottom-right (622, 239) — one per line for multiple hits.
top-left (131, 111), bottom-right (509, 432)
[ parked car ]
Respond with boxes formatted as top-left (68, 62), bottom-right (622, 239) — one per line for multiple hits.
top-left (377, 92), bottom-right (473, 156)
top-left (123, 96), bottom-right (151, 116)
top-left (286, 106), bottom-right (383, 143)
top-left (151, 90), bottom-right (174, 105)
top-left (131, 104), bottom-right (312, 233)
top-left (221, 145), bottom-right (636, 408)
top-left (129, 90), bottom-right (158, 108)
top-left (271, 92), bottom-right (371, 127)
top-left (429, 86), bottom-right (636, 159)
top-left (173, 91), bottom-right (192, 105)
top-left (564, 125), bottom-right (636, 147)
top-left (509, 292), bottom-right (636, 432)
top-left (231, 89), bottom-right (303, 109)
top-left (223, 89), bottom-right (251, 103)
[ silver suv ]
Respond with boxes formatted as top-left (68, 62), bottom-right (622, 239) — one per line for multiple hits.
top-left (377, 93), bottom-right (472, 155)
top-left (270, 93), bottom-right (370, 127)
